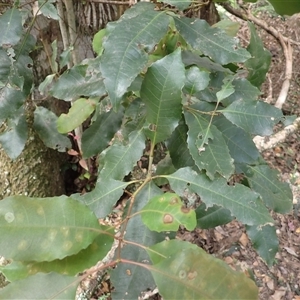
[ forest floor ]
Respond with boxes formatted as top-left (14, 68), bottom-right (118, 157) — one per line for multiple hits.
top-left (83, 8), bottom-right (300, 300)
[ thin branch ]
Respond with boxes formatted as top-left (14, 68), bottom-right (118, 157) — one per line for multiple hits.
top-left (274, 36), bottom-right (293, 109)
top-left (253, 117), bottom-right (300, 151)
top-left (221, 3), bottom-right (300, 47)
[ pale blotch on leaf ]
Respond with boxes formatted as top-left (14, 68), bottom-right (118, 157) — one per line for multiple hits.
top-left (48, 229), bottom-right (58, 241)
top-left (178, 270), bottom-right (186, 279)
top-left (61, 226), bottom-right (70, 237)
top-left (18, 239), bottom-right (28, 251)
top-left (181, 206), bottom-right (190, 214)
top-left (159, 196), bottom-right (165, 202)
top-left (169, 197), bottom-right (179, 205)
top-left (75, 231), bottom-right (83, 242)
top-left (63, 240), bottom-right (73, 251)
top-left (163, 214), bottom-right (173, 224)
top-left (36, 205), bottom-right (45, 216)
top-left (4, 212), bottom-right (15, 223)
top-left (187, 270), bottom-right (198, 280)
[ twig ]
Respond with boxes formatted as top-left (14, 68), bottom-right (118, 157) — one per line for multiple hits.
top-left (221, 3), bottom-right (300, 47)
top-left (274, 35), bottom-right (293, 109)
top-left (253, 117), bottom-right (300, 151)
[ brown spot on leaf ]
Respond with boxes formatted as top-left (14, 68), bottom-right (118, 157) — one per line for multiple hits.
top-left (187, 270), bottom-right (197, 280)
top-left (163, 214), bottom-right (173, 224)
top-left (181, 206), bottom-right (190, 214)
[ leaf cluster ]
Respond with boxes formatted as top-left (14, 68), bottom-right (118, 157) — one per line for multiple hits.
top-left (0, 2), bottom-right (293, 299)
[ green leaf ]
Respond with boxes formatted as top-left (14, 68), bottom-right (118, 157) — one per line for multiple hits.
top-left (245, 165), bottom-right (293, 213)
top-left (141, 193), bottom-right (196, 232)
top-left (222, 99), bottom-right (283, 136)
top-left (184, 110), bottom-right (234, 180)
top-left (111, 182), bottom-right (166, 300)
top-left (154, 154), bottom-right (176, 186)
top-left (245, 22), bottom-right (271, 88)
top-left (100, 4), bottom-right (170, 108)
top-left (212, 115), bottom-right (260, 165)
top-left (38, 0), bottom-right (59, 20)
top-left (168, 118), bottom-right (195, 169)
top-left (0, 195), bottom-right (101, 261)
top-left (267, 0), bottom-right (300, 15)
top-left (92, 29), bottom-right (107, 55)
top-left (0, 227), bottom-right (114, 281)
top-left (158, 0), bottom-right (191, 10)
top-left (0, 110), bottom-right (27, 159)
top-left (50, 63), bottom-right (106, 101)
top-left (0, 49), bottom-right (12, 85)
top-left (164, 167), bottom-right (273, 226)
top-left (141, 49), bottom-right (185, 144)
top-left (182, 51), bottom-right (232, 73)
top-left (174, 17), bottom-right (251, 64)
top-left (246, 224), bottom-right (278, 267)
top-left (57, 98), bottom-right (98, 134)
top-left (99, 129), bottom-right (146, 180)
top-left (184, 66), bottom-right (210, 95)
top-left (213, 19), bottom-right (240, 37)
top-left (0, 272), bottom-right (79, 299)
top-left (216, 75), bottom-right (235, 101)
top-left (0, 9), bottom-right (23, 47)
top-left (196, 203), bottom-right (234, 229)
top-left (82, 108), bottom-right (124, 158)
top-left (33, 106), bottom-right (71, 152)
top-left (0, 87), bottom-right (26, 121)
top-left (147, 240), bottom-right (258, 299)
top-left (72, 179), bottom-right (128, 218)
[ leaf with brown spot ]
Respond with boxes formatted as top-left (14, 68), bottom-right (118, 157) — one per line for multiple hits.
top-left (140, 193), bottom-right (196, 232)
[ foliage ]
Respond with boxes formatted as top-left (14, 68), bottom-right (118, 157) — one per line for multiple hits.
top-left (0, 1), bottom-right (295, 299)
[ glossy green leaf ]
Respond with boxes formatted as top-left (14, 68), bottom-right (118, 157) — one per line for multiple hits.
top-left (111, 182), bottom-right (166, 300)
top-left (154, 154), bottom-right (176, 186)
top-left (57, 98), bottom-right (97, 134)
top-left (141, 49), bottom-right (185, 144)
top-left (196, 203), bottom-right (234, 229)
top-left (0, 8), bottom-right (23, 46)
top-left (100, 4), bottom-right (170, 108)
top-left (0, 111), bottom-right (27, 159)
top-left (184, 110), bottom-right (234, 179)
top-left (184, 66), bottom-right (210, 95)
top-left (50, 63), bottom-right (106, 101)
top-left (168, 118), bottom-right (195, 169)
top-left (216, 75), bottom-right (235, 101)
top-left (245, 22), bottom-right (271, 88)
top-left (158, 0), bottom-right (191, 10)
top-left (82, 108), bottom-right (124, 158)
top-left (0, 227), bottom-right (114, 281)
top-left (99, 129), bottom-right (146, 180)
top-left (0, 195), bottom-right (101, 261)
top-left (222, 99), bottom-right (283, 136)
top-left (33, 106), bottom-right (71, 152)
top-left (212, 115), bottom-right (260, 165)
top-left (246, 224), bottom-right (278, 267)
top-left (72, 179), bottom-right (128, 218)
top-left (147, 240), bottom-right (258, 299)
top-left (245, 165), bottom-right (293, 213)
top-left (174, 17), bottom-right (251, 65)
top-left (0, 272), bottom-right (79, 299)
top-left (164, 167), bottom-right (273, 226)
top-left (141, 193), bottom-right (196, 232)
